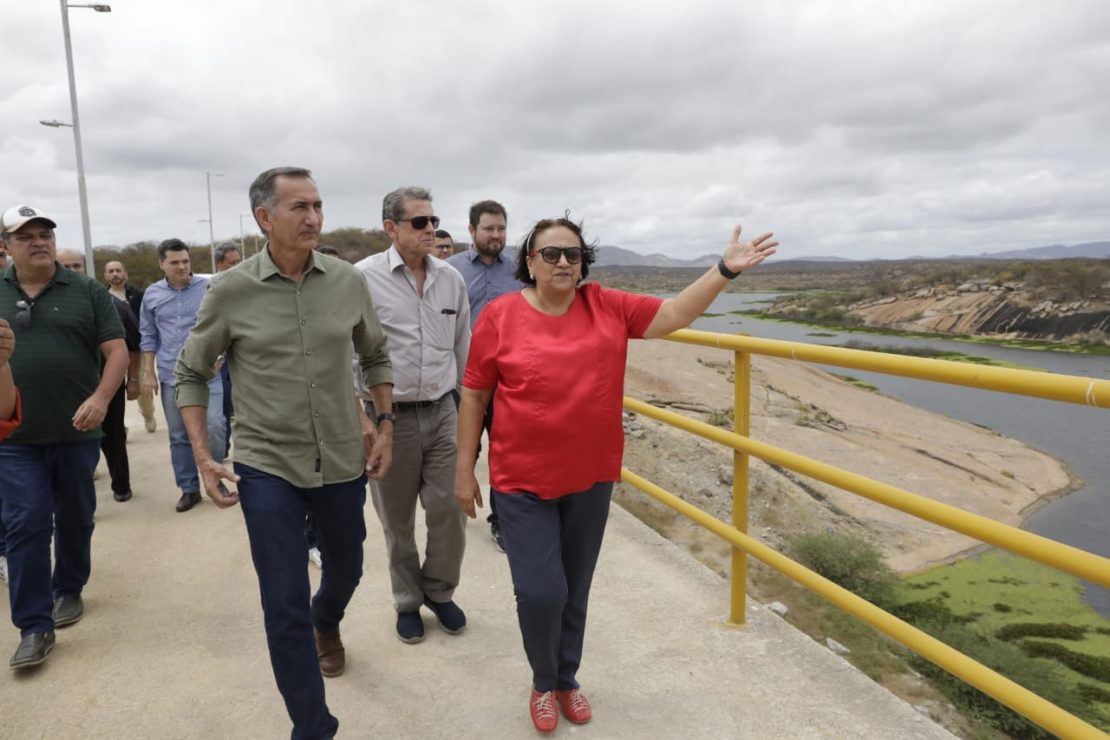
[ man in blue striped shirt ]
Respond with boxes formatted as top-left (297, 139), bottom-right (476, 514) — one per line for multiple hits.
top-left (140, 239), bottom-right (226, 513)
top-left (446, 200), bottom-right (522, 551)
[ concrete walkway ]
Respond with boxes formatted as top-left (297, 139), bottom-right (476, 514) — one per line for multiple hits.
top-left (0, 402), bottom-right (953, 739)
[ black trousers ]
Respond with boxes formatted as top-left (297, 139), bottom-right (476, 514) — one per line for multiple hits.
top-left (495, 482), bottom-right (613, 692)
top-left (100, 383), bottom-right (130, 495)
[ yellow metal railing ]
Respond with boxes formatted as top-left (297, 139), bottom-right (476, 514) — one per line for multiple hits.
top-left (622, 328), bottom-right (1110, 739)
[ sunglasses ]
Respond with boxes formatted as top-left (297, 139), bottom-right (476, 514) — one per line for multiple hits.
top-left (396, 215), bottom-right (441, 230)
top-left (531, 246), bottom-right (584, 265)
top-left (15, 299), bottom-right (32, 328)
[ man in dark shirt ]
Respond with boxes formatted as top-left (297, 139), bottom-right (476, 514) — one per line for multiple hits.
top-left (0, 205), bottom-right (126, 670)
top-left (60, 251), bottom-right (141, 503)
top-left (105, 259), bottom-right (155, 433)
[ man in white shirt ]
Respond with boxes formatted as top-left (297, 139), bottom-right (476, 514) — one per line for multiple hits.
top-left (355, 186), bottom-right (470, 645)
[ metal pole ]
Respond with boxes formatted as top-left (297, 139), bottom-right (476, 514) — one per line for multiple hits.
top-left (238, 214), bottom-right (247, 255)
top-left (59, 0), bottom-right (95, 277)
top-left (206, 171), bottom-right (216, 272)
top-left (729, 350), bottom-right (751, 625)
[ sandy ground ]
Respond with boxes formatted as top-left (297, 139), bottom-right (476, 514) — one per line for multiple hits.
top-left (620, 340), bottom-right (1073, 575)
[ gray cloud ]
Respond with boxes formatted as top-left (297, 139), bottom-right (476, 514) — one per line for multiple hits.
top-left (2, 0), bottom-right (1107, 260)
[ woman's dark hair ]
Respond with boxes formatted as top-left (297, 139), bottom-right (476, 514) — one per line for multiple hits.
top-left (514, 217), bottom-right (597, 285)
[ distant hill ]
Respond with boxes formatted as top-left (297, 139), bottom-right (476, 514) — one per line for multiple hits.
top-left (596, 241), bottom-right (1109, 267)
top-left (967, 241), bottom-right (1110, 260)
top-left (594, 245), bottom-right (718, 267)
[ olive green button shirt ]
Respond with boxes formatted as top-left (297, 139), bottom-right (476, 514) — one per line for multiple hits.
top-left (174, 248), bottom-right (393, 488)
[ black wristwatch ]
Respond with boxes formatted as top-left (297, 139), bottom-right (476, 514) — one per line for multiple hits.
top-left (717, 258), bottom-right (742, 280)
top-left (376, 412), bottom-right (396, 426)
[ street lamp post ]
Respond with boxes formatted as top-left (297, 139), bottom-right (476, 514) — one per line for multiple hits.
top-left (206, 170), bottom-right (224, 272)
top-left (238, 213), bottom-right (248, 256)
top-left (56, 1), bottom-right (111, 278)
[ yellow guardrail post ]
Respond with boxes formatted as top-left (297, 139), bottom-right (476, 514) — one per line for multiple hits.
top-left (729, 350), bottom-right (751, 625)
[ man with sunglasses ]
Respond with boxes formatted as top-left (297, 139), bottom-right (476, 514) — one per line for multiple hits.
top-left (356, 187), bottom-right (471, 645)
top-left (433, 229), bottom-right (454, 259)
top-left (0, 205), bottom-right (127, 670)
top-left (447, 200), bottom-right (521, 553)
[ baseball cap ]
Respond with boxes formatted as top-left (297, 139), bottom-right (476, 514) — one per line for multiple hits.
top-left (1, 205), bottom-right (58, 234)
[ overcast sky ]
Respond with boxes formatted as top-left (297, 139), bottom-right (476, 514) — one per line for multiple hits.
top-left (3, 1), bottom-right (1108, 261)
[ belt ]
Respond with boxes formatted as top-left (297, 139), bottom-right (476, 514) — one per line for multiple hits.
top-left (394, 392), bottom-right (451, 411)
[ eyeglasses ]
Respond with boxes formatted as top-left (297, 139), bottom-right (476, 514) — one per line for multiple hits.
top-left (531, 246), bottom-right (584, 264)
top-left (15, 299), bottom-right (32, 328)
top-left (435, 245), bottom-right (453, 252)
top-left (396, 215), bottom-right (441, 230)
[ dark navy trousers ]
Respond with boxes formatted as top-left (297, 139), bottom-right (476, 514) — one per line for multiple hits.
top-left (235, 463), bottom-right (368, 740)
top-left (494, 482), bottom-right (613, 693)
top-left (0, 439), bottom-right (100, 635)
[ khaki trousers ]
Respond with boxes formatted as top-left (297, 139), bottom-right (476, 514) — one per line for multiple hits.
top-left (369, 397), bottom-right (466, 612)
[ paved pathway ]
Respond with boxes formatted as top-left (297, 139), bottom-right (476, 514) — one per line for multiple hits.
top-left (0, 402), bottom-right (953, 738)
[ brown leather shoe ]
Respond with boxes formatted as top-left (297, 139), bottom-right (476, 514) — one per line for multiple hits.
top-left (314, 629), bottom-right (345, 677)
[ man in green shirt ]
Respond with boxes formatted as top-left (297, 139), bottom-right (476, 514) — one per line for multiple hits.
top-left (175, 168), bottom-right (394, 739)
top-left (0, 205), bottom-right (127, 670)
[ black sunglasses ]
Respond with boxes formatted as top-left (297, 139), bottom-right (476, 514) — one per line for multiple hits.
top-left (396, 215), bottom-right (441, 230)
top-left (531, 246), bottom-right (584, 265)
top-left (15, 299), bottom-right (32, 328)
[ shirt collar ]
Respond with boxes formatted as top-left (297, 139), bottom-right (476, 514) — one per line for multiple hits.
top-left (2, 263), bottom-right (68, 287)
top-left (258, 243), bottom-right (327, 281)
top-left (386, 244), bottom-right (438, 275)
top-left (466, 247), bottom-right (511, 265)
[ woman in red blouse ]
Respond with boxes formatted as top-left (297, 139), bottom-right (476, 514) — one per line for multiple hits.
top-left (0, 318), bottom-right (19, 440)
top-left (455, 217), bottom-right (777, 733)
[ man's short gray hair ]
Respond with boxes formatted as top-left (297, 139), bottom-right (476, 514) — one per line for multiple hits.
top-left (249, 167), bottom-right (314, 231)
top-left (382, 187), bottom-right (432, 223)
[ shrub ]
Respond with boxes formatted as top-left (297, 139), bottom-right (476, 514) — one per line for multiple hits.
top-left (996, 623), bottom-right (1088, 642)
top-left (787, 532), bottom-right (900, 610)
top-left (908, 624), bottom-right (1088, 739)
top-left (1020, 641), bottom-right (1110, 683)
top-left (1078, 683), bottom-right (1110, 705)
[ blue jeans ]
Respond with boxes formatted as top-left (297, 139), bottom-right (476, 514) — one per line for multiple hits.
top-left (236, 463), bottom-right (368, 740)
top-left (0, 440), bottom-right (101, 635)
top-left (162, 381), bottom-right (226, 494)
top-left (220, 360), bottom-right (233, 459)
top-left (494, 482), bottom-right (613, 693)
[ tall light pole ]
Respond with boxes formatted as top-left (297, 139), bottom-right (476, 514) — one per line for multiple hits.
top-left (57, 1), bottom-right (111, 278)
top-left (238, 213), bottom-right (249, 256)
top-left (206, 170), bottom-right (224, 272)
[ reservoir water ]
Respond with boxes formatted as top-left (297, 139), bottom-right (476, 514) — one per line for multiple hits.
top-left (684, 292), bottom-right (1110, 616)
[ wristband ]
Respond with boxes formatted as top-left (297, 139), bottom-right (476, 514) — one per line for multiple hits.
top-left (376, 412), bottom-right (396, 426)
top-left (717, 258), bottom-right (742, 280)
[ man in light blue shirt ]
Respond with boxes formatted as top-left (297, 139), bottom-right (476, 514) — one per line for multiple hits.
top-left (446, 200), bottom-right (522, 551)
top-left (140, 239), bottom-right (225, 513)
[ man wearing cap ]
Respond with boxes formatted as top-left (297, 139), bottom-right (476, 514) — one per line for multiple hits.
top-left (446, 199), bottom-right (521, 552)
top-left (140, 238), bottom-right (226, 513)
top-left (105, 259), bottom-right (156, 433)
top-left (0, 205), bottom-right (127, 669)
top-left (357, 186), bottom-right (471, 645)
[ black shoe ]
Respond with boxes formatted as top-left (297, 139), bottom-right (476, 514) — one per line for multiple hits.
top-left (113, 490), bottom-right (132, 502)
top-left (423, 597), bottom-right (466, 635)
top-left (490, 523), bottom-right (506, 553)
top-left (53, 593), bottom-right (84, 628)
top-left (10, 632), bottom-right (55, 669)
top-left (176, 491), bottom-right (202, 512)
top-left (396, 611), bottom-right (425, 644)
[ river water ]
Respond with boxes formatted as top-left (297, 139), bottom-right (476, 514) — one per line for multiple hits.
top-left (682, 292), bottom-right (1110, 616)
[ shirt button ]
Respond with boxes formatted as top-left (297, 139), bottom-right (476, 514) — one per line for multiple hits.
top-left (314, 412), bottom-right (320, 417)
top-left (300, 320), bottom-right (307, 326)
top-left (305, 350), bottom-right (311, 356)
top-left (310, 383), bottom-right (316, 388)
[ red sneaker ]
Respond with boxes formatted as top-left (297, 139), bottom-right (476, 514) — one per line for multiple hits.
top-left (556, 688), bottom-right (592, 724)
top-left (530, 689), bottom-right (558, 733)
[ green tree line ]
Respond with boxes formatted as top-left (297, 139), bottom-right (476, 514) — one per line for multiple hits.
top-left (87, 228), bottom-right (394, 289)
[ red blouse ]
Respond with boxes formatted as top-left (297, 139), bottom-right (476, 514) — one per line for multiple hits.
top-left (464, 282), bottom-right (663, 499)
top-left (0, 391), bottom-right (22, 442)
